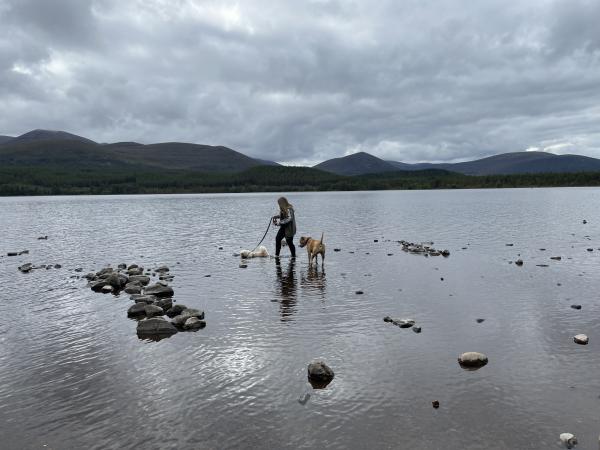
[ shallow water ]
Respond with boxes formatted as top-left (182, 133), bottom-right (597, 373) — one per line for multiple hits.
top-left (1, 189), bottom-right (599, 449)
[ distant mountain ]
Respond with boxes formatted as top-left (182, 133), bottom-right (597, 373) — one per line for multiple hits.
top-left (6, 129), bottom-right (96, 145)
top-left (317, 151), bottom-right (600, 176)
top-left (314, 152), bottom-right (399, 176)
top-left (0, 135), bottom-right (13, 144)
top-left (0, 130), bottom-right (271, 172)
top-left (108, 142), bottom-right (262, 172)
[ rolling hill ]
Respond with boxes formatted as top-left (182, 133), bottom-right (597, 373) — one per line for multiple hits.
top-left (0, 135), bottom-right (13, 145)
top-left (317, 151), bottom-right (600, 176)
top-left (0, 130), bottom-right (273, 172)
top-left (314, 152), bottom-right (400, 175)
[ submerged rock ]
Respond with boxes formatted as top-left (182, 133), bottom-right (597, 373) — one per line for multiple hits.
top-left (432, 400), bottom-right (440, 409)
top-left (458, 352), bottom-right (488, 369)
top-left (550, 256), bottom-right (562, 261)
top-left (570, 304), bottom-right (582, 310)
top-left (573, 334), bottom-right (589, 345)
top-left (307, 360), bottom-right (334, 389)
top-left (384, 317), bottom-right (415, 328)
top-left (412, 326), bottom-right (422, 333)
top-left (515, 259), bottom-right (524, 266)
top-left (136, 317), bottom-right (178, 339)
top-left (18, 263), bottom-right (33, 273)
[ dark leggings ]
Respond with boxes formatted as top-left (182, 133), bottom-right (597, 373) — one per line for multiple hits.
top-left (275, 226), bottom-right (296, 257)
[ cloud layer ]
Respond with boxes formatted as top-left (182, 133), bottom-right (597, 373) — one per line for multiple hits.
top-left (1, 0), bottom-right (599, 164)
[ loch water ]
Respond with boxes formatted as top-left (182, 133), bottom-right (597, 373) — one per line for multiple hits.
top-left (1, 189), bottom-right (599, 449)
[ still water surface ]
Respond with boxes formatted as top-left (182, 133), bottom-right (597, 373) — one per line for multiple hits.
top-left (1, 189), bottom-right (600, 449)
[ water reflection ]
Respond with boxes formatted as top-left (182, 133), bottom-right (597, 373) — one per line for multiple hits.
top-left (275, 258), bottom-right (297, 321)
top-left (301, 264), bottom-right (326, 296)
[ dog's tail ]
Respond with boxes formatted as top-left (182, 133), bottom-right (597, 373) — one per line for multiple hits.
top-left (320, 232), bottom-right (324, 244)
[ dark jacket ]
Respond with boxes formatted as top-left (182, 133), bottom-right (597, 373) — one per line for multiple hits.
top-left (279, 207), bottom-right (296, 239)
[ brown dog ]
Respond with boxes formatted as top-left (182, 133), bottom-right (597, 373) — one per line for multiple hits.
top-left (298, 233), bottom-right (325, 265)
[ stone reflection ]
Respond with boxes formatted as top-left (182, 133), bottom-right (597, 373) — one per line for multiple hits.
top-left (275, 258), bottom-right (297, 321)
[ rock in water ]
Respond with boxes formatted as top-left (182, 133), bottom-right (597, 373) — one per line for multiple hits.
top-left (383, 317), bottom-right (415, 328)
top-left (127, 303), bottom-right (147, 318)
top-left (515, 259), bottom-right (524, 266)
top-left (570, 304), bottom-right (582, 310)
top-left (124, 283), bottom-right (142, 294)
top-left (307, 360), bottom-right (335, 389)
top-left (144, 283), bottom-right (174, 298)
top-left (573, 334), bottom-right (589, 345)
top-left (183, 317), bottom-right (206, 330)
top-left (136, 317), bottom-right (178, 340)
top-left (101, 285), bottom-right (114, 294)
top-left (166, 304), bottom-right (188, 318)
top-left (559, 433), bottom-right (577, 448)
top-left (458, 352), bottom-right (488, 369)
top-left (144, 304), bottom-right (164, 318)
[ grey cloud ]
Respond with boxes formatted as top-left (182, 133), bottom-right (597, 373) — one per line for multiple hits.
top-left (0, 0), bottom-right (599, 164)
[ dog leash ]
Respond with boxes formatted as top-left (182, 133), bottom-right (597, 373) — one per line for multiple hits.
top-left (249, 217), bottom-right (273, 254)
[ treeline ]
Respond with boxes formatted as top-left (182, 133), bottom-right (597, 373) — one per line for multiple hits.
top-left (2, 165), bottom-right (600, 196)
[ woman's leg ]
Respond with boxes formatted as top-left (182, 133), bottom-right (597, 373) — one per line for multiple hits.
top-left (275, 227), bottom-right (285, 257)
top-left (285, 236), bottom-right (296, 258)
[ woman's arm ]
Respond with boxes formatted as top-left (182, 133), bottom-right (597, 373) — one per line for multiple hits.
top-left (279, 208), bottom-right (293, 225)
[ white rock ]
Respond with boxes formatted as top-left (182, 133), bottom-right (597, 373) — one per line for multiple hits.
top-left (559, 432), bottom-right (577, 448)
top-left (458, 352), bottom-right (488, 368)
top-left (573, 334), bottom-right (589, 345)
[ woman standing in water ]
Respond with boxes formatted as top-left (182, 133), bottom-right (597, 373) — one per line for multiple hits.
top-left (273, 196), bottom-right (296, 258)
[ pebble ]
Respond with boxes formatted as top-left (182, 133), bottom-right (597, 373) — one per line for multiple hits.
top-left (476, 318), bottom-right (485, 323)
top-left (570, 304), bottom-right (582, 310)
top-left (432, 400), bottom-right (440, 409)
top-left (515, 259), bottom-right (524, 266)
top-left (550, 256), bottom-right (562, 261)
top-left (355, 290), bottom-right (364, 295)
top-left (239, 264), bottom-right (248, 268)
top-left (412, 326), bottom-right (422, 333)
top-left (573, 334), bottom-right (589, 345)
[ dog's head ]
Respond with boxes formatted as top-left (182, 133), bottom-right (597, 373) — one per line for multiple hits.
top-left (298, 236), bottom-right (310, 248)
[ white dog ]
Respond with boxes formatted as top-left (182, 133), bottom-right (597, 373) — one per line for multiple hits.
top-left (240, 245), bottom-right (270, 259)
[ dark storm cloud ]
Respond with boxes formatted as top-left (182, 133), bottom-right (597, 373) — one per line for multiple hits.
top-left (0, 0), bottom-right (599, 164)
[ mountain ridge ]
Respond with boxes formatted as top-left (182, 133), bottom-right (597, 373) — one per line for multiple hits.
top-left (3, 129), bottom-right (600, 175)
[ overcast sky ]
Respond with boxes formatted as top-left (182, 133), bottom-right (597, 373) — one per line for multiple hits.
top-left (1, 0), bottom-right (599, 164)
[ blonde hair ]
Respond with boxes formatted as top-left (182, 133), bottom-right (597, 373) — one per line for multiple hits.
top-left (278, 196), bottom-right (293, 216)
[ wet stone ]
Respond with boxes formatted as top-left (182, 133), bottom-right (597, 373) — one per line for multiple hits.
top-left (458, 352), bottom-right (488, 369)
top-left (307, 360), bottom-right (334, 389)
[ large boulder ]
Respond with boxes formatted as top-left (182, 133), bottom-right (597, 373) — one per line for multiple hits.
top-left (307, 360), bottom-right (335, 388)
top-left (136, 317), bottom-right (178, 339)
top-left (458, 352), bottom-right (488, 369)
top-left (144, 283), bottom-right (174, 298)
